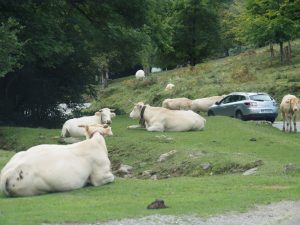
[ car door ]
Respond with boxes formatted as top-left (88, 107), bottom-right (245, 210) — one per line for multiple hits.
top-left (213, 95), bottom-right (233, 116)
top-left (225, 95), bottom-right (245, 117)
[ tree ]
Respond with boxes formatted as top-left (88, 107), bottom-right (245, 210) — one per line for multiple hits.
top-left (238, 0), bottom-right (300, 63)
top-left (171, 0), bottom-right (220, 66)
top-left (0, 18), bottom-right (24, 77)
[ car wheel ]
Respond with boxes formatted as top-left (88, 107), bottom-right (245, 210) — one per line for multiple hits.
top-left (235, 111), bottom-right (244, 120)
top-left (208, 110), bottom-right (215, 116)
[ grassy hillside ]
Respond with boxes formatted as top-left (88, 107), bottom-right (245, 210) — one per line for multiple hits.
top-left (89, 40), bottom-right (300, 114)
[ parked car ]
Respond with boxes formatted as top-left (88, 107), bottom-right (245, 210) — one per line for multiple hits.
top-left (207, 92), bottom-right (278, 123)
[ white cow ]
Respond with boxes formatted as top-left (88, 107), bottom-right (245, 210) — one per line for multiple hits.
top-left (129, 102), bottom-right (206, 132)
top-left (135, 70), bottom-right (145, 79)
top-left (0, 124), bottom-right (114, 197)
top-left (165, 83), bottom-right (175, 91)
top-left (61, 108), bottom-right (115, 137)
top-left (280, 94), bottom-right (300, 132)
top-left (191, 95), bottom-right (225, 112)
top-left (162, 98), bottom-right (192, 110)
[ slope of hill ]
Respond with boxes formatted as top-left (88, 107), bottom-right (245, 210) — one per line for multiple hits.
top-left (89, 40), bottom-right (300, 114)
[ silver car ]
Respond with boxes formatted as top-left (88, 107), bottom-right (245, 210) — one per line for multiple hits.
top-left (207, 92), bottom-right (278, 123)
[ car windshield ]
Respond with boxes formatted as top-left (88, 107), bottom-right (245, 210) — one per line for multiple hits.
top-left (249, 94), bottom-right (272, 101)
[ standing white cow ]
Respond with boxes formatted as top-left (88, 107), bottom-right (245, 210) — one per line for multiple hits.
top-left (191, 95), bottom-right (225, 112)
top-left (129, 102), bottom-right (205, 132)
top-left (135, 70), bottom-right (145, 79)
top-left (280, 94), bottom-right (300, 132)
top-left (61, 108), bottom-right (115, 138)
top-left (162, 98), bottom-right (193, 110)
top-left (0, 124), bottom-right (114, 197)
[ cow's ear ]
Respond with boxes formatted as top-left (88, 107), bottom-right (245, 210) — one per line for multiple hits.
top-left (95, 111), bottom-right (101, 116)
top-left (110, 108), bottom-right (115, 112)
top-left (111, 112), bottom-right (116, 118)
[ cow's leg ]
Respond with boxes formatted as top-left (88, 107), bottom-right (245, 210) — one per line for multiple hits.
top-left (147, 123), bottom-right (164, 132)
top-left (293, 114), bottom-right (297, 132)
top-left (287, 114), bottom-right (292, 132)
top-left (89, 163), bottom-right (115, 186)
top-left (127, 125), bottom-right (144, 129)
top-left (90, 170), bottom-right (114, 186)
top-left (282, 112), bottom-right (286, 132)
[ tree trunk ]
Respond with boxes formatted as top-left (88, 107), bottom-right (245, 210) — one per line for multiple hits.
top-left (279, 42), bottom-right (284, 64)
top-left (288, 40), bottom-right (292, 56)
top-left (269, 43), bottom-right (274, 65)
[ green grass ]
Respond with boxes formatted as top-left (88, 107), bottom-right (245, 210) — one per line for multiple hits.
top-left (1, 116), bottom-right (300, 225)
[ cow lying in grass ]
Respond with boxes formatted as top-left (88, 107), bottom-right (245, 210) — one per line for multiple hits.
top-left (280, 94), bottom-right (300, 132)
top-left (0, 124), bottom-right (114, 197)
top-left (129, 102), bottom-right (206, 132)
top-left (162, 98), bottom-right (192, 110)
top-left (61, 108), bottom-right (116, 138)
top-left (191, 95), bottom-right (225, 112)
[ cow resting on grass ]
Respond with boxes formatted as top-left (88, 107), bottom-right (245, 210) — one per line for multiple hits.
top-left (135, 69), bottom-right (145, 79)
top-left (165, 83), bottom-right (175, 91)
top-left (191, 95), bottom-right (225, 112)
top-left (280, 94), bottom-right (300, 132)
top-left (61, 108), bottom-right (115, 137)
top-left (0, 124), bottom-right (114, 197)
top-left (162, 98), bottom-right (192, 110)
top-left (129, 102), bottom-right (206, 132)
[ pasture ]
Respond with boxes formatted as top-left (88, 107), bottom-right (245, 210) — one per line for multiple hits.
top-left (1, 116), bottom-right (300, 225)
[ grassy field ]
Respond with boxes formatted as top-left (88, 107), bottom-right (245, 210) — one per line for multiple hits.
top-left (1, 116), bottom-right (300, 225)
top-left (1, 40), bottom-right (300, 225)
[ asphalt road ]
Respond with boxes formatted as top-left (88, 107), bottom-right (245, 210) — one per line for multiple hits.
top-left (272, 121), bottom-right (300, 132)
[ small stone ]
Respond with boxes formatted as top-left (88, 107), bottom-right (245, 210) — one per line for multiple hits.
top-left (142, 170), bottom-right (152, 177)
top-left (249, 137), bottom-right (257, 142)
top-left (117, 164), bottom-right (133, 176)
top-left (147, 199), bottom-right (168, 209)
top-left (283, 163), bottom-right (294, 173)
top-left (243, 167), bottom-right (257, 176)
top-left (158, 150), bottom-right (177, 162)
top-left (151, 174), bottom-right (158, 180)
top-left (201, 162), bottom-right (211, 170)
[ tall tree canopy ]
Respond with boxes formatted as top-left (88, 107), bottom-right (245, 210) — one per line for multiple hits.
top-left (238, 0), bottom-right (300, 62)
top-left (171, 0), bottom-right (220, 66)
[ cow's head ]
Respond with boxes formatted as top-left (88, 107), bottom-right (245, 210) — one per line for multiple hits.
top-left (130, 102), bottom-right (144, 119)
top-left (78, 124), bottom-right (113, 139)
top-left (97, 108), bottom-right (116, 125)
top-left (286, 97), bottom-right (300, 112)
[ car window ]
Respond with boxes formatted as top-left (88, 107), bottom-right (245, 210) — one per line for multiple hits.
top-left (250, 94), bottom-right (272, 101)
top-left (221, 96), bottom-right (232, 104)
top-left (230, 95), bottom-right (242, 102)
top-left (237, 95), bottom-right (246, 101)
